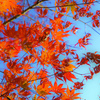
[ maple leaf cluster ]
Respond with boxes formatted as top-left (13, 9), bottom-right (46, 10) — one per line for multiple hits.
top-left (0, 0), bottom-right (99, 100)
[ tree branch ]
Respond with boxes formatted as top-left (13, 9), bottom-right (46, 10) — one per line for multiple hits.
top-left (3, 0), bottom-right (99, 26)
top-left (3, 0), bottom-right (48, 26)
top-left (38, 4), bottom-right (100, 35)
top-left (33, 0), bottom-right (99, 8)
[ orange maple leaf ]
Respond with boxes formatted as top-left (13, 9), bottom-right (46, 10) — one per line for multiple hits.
top-left (65, 2), bottom-right (78, 16)
top-left (50, 80), bottom-right (66, 94)
top-left (62, 86), bottom-right (81, 100)
top-left (61, 64), bottom-right (76, 72)
top-left (75, 38), bottom-right (87, 49)
top-left (60, 59), bottom-right (76, 72)
top-left (64, 72), bottom-right (76, 82)
top-left (34, 83), bottom-right (51, 97)
top-left (0, 0), bottom-right (19, 14)
top-left (55, 71), bottom-right (76, 82)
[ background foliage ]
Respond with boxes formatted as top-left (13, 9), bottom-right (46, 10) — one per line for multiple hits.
top-left (0, 0), bottom-right (100, 100)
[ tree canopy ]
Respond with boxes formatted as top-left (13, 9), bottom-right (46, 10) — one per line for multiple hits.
top-left (0, 0), bottom-right (100, 99)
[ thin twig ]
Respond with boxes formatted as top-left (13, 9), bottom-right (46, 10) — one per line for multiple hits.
top-left (38, 4), bottom-right (100, 35)
top-left (33, 0), bottom-right (100, 8)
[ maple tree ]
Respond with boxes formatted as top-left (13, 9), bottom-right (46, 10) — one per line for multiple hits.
top-left (0, 0), bottom-right (100, 99)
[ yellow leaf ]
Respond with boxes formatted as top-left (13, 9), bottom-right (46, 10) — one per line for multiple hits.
top-left (33, 95), bottom-right (36, 100)
top-left (71, 5), bottom-right (75, 16)
top-left (66, 2), bottom-right (76, 16)
top-left (36, 84), bottom-right (51, 97)
top-left (61, 59), bottom-right (76, 72)
top-left (68, 64), bottom-right (76, 71)
top-left (66, 5), bottom-right (70, 14)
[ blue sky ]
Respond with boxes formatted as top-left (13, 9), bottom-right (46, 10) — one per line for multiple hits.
top-left (31, 0), bottom-right (100, 99)
top-left (1, 0), bottom-right (100, 100)
top-left (65, 1), bottom-right (100, 99)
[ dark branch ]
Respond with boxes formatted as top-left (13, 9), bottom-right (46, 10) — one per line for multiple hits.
top-left (3, 0), bottom-right (48, 26)
top-left (3, 0), bottom-right (99, 26)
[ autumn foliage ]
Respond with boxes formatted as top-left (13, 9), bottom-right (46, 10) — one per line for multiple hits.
top-left (0, 0), bottom-right (100, 100)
